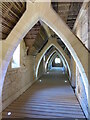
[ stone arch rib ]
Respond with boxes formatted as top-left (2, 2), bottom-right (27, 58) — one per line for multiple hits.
top-left (35, 39), bottom-right (71, 81)
top-left (40, 5), bottom-right (89, 99)
top-left (0, 2), bottom-right (89, 111)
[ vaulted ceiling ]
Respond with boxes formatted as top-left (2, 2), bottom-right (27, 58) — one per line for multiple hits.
top-left (1, 2), bottom-right (83, 56)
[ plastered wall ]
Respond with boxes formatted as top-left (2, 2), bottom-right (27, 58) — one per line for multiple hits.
top-left (2, 41), bottom-right (35, 111)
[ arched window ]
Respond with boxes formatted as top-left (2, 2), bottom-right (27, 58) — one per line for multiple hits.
top-left (12, 44), bottom-right (20, 68)
top-left (55, 57), bottom-right (61, 64)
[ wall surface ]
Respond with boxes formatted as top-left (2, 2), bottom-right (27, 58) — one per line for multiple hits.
top-left (74, 2), bottom-right (90, 51)
top-left (73, 2), bottom-right (90, 118)
top-left (88, 2), bottom-right (90, 52)
top-left (76, 66), bottom-right (88, 118)
top-left (2, 41), bottom-right (35, 110)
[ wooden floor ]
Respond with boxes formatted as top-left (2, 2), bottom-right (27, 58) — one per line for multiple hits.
top-left (2, 69), bottom-right (86, 119)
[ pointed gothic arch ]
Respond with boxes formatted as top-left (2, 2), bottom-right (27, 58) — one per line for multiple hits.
top-left (35, 39), bottom-right (71, 80)
top-left (47, 52), bottom-right (63, 69)
top-left (0, 2), bottom-right (89, 113)
top-left (45, 50), bottom-right (67, 72)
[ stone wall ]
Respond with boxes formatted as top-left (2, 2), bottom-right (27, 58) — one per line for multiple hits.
top-left (2, 41), bottom-right (35, 110)
top-left (73, 2), bottom-right (90, 118)
top-left (74, 2), bottom-right (90, 51)
top-left (76, 66), bottom-right (88, 118)
top-left (88, 2), bottom-right (90, 50)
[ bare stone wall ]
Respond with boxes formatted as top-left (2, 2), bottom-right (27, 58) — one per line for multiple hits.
top-left (73, 3), bottom-right (90, 118)
top-left (76, 66), bottom-right (88, 117)
top-left (2, 41), bottom-right (35, 111)
top-left (88, 2), bottom-right (90, 50)
top-left (74, 3), bottom-right (89, 51)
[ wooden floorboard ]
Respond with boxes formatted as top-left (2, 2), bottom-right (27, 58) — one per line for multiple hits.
top-left (2, 70), bottom-right (86, 119)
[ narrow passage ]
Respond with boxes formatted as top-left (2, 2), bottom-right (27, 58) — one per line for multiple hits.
top-left (2, 69), bottom-right (86, 119)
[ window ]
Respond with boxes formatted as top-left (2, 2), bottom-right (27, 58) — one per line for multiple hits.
top-left (12, 44), bottom-right (20, 68)
top-left (55, 57), bottom-right (61, 64)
